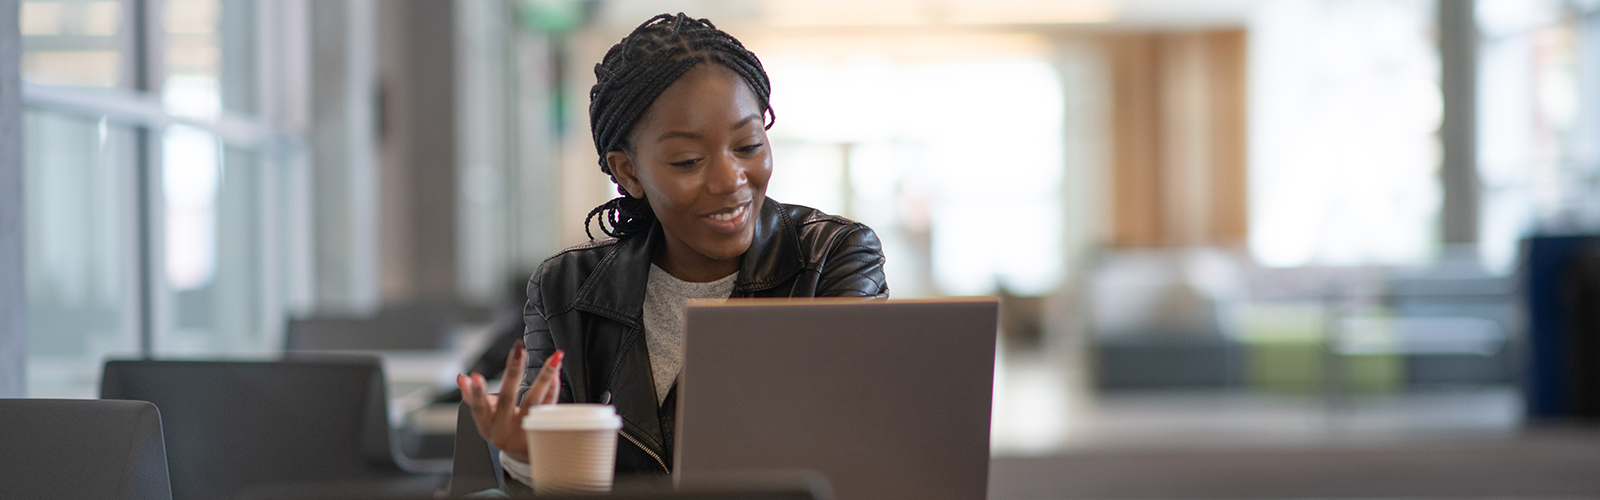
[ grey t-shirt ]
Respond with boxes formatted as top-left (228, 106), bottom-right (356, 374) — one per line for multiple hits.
top-left (643, 264), bottom-right (737, 406)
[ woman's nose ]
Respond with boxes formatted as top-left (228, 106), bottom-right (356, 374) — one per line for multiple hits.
top-left (704, 151), bottom-right (746, 195)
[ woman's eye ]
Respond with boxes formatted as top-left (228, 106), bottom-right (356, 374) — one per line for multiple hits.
top-left (737, 143), bottom-right (765, 154)
top-left (670, 158), bottom-right (700, 168)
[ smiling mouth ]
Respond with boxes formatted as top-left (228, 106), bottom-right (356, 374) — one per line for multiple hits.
top-left (707, 204), bottom-right (747, 222)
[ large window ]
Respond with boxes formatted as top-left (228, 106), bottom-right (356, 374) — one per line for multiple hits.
top-left (19, 0), bottom-right (126, 86)
top-left (22, 0), bottom-right (304, 396)
top-left (22, 109), bottom-right (139, 396)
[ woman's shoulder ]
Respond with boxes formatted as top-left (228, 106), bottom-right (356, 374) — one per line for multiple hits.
top-left (539, 237), bottom-right (621, 272)
top-left (771, 201), bottom-right (888, 297)
top-left (780, 202), bottom-right (861, 228)
top-left (525, 237), bottom-right (623, 301)
top-left (777, 202), bottom-right (881, 252)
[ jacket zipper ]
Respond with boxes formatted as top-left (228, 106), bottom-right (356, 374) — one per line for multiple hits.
top-left (620, 428), bottom-right (670, 473)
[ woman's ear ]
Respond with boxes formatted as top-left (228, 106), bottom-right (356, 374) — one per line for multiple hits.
top-left (607, 151), bottom-right (646, 199)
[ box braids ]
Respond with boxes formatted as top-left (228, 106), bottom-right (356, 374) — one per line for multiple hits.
top-left (584, 13), bottom-right (775, 239)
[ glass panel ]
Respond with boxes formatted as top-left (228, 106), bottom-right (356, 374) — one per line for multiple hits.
top-left (153, 0), bottom-right (271, 355)
top-left (23, 108), bottom-right (139, 398)
top-left (22, 0), bottom-right (284, 394)
top-left (158, 137), bottom-right (271, 354)
top-left (160, 0), bottom-right (256, 116)
top-left (162, 0), bottom-right (222, 118)
top-left (20, 0), bottom-right (130, 87)
top-left (220, 147), bottom-right (267, 351)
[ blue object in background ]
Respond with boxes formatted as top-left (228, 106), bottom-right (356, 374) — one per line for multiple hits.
top-left (1522, 235), bottom-right (1600, 419)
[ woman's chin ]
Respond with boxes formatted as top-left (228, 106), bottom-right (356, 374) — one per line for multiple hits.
top-left (691, 232), bottom-right (755, 264)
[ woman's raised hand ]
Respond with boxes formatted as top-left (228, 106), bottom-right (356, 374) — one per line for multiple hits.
top-left (457, 340), bottom-right (564, 461)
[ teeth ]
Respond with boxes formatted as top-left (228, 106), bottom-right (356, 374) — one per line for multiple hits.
top-left (709, 205), bottom-right (745, 222)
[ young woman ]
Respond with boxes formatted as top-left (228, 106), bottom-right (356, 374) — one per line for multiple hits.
top-left (457, 13), bottom-right (889, 484)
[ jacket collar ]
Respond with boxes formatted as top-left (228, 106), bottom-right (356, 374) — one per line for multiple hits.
top-left (736, 197), bottom-right (806, 295)
top-left (571, 196), bottom-right (804, 322)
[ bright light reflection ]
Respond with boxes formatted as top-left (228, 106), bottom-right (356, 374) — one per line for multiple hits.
top-left (162, 75), bottom-right (221, 119)
top-left (767, 55), bottom-right (1066, 296)
top-left (163, 124), bottom-right (221, 291)
top-left (1248, 0), bottom-right (1441, 267)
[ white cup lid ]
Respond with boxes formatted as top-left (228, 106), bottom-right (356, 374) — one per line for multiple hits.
top-left (522, 404), bottom-right (623, 431)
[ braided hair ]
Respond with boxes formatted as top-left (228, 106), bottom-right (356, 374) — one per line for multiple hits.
top-left (583, 13), bottom-right (775, 239)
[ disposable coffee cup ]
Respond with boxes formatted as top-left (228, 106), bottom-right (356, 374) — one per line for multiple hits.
top-left (522, 404), bottom-right (624, 495)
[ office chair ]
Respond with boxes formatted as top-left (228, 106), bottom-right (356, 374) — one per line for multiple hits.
top-left (284, 305), bottom-right (457, 351)
top-left (448, 401), bottom-right (505, 496)
top-left (101, 356), bottom-right (446, 500)
top-left (0, 398), bottom-right (174, 500)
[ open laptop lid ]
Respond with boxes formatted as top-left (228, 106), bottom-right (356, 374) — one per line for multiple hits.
top-left (676, 298), bottom-right (999, 500)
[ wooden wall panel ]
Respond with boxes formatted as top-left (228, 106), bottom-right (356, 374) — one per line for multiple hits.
top-left (1207, 30), bottom-right (1249, 245)
top-left (1159, 32), bottom-right (1212, 246)
top-left (1109, 35), bottom-right (1163, 247)
top-left (1107, 29), bottom-right (1247, 248)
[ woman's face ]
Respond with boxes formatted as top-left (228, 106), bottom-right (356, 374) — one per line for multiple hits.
top-left (608, 63), bottom-right (772, 280)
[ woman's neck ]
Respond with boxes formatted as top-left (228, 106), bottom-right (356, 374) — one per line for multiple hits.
top-left (654, 240), bottom-right (740, 283)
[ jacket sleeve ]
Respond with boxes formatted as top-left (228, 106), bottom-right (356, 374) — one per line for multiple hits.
top-left (816, 224), bottom-right (890, 299)
top-left (518, 269), bottom-right (574, 405)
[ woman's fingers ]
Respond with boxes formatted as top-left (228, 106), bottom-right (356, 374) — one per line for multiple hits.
top-left (470, 373), bottom-right (492, 411)
top-left (458, 342), bottom-right (562, 453)
top-left (456, 374), bottom-right (477, 414)
top-left (542, 352), bottom-right (563, 405)
top-left (493, 341), bottom-right (528, 427)
top-left (456, 373), bottom-right (473, 405)
top-left (458, 373), bottom-right (496, 441)
top-left (521, 350), bottom-right (565, 411)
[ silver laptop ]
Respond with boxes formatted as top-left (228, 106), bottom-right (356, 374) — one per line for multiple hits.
top-left (675, 298), bottom-right (999, 500)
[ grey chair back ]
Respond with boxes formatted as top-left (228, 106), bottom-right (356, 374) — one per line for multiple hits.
top-left (284, 305), bottom-right (460, 351)
top-left (0, 398), bottom-right (174, 500)
top-left (100, 356), bottom-right (410, 500)
top-left (447, 401), bottom-right (504, 496)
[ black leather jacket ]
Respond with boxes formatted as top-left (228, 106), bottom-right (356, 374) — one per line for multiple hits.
top-left (517, 198), bottom-right (888, 476)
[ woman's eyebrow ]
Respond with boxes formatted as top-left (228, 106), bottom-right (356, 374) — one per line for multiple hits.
top-left (657, 130), bottom-right (701, 142)
top-left (655, 114), bottom-right (764, 143)
top-left (730, 113), bottom-right (761, 131)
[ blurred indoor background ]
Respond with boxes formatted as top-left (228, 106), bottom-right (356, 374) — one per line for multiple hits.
top-left (7, 0), bottom-right (1600, 497)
